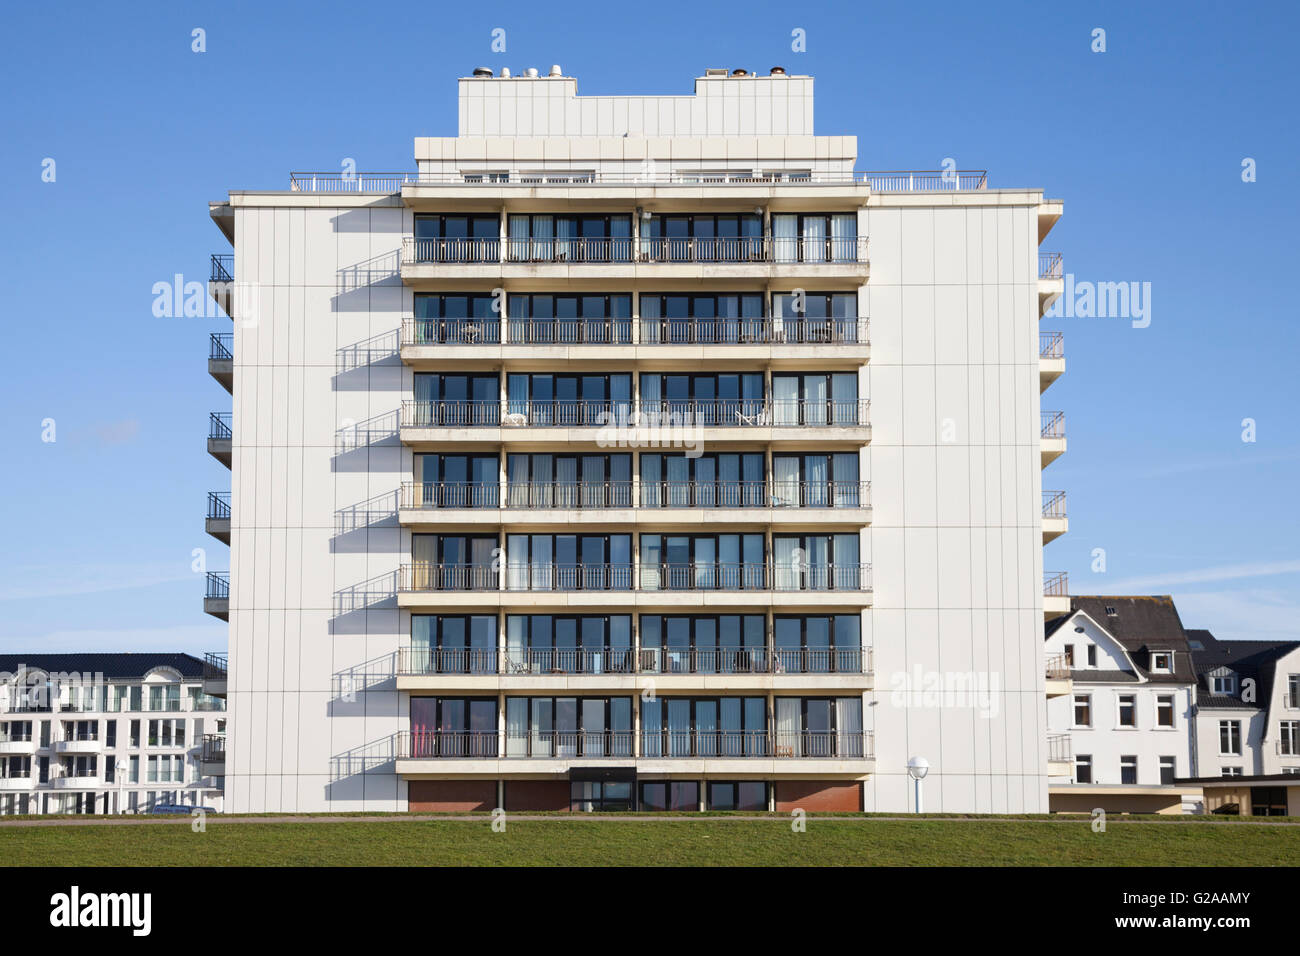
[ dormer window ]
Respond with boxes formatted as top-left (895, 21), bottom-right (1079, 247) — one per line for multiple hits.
top-left (1104, 606), bottom-right (1117, 616)
top-left (1212, 674), bottom-right (1237, 696)
top-left (1150, 652), bottom-right (1172, 673)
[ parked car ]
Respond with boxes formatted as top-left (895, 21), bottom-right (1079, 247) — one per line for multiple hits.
top-left (148, 804), bottom-right (218, 815)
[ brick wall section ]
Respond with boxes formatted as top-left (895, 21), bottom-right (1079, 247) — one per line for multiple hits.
top-left (774, 781), bottom-right (862, 812)
top-left (408, 780), bottom-right (495, 812)
top-left (505, 780), bottom-right (571, 811)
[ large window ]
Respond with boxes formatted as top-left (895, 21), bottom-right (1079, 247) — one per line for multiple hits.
top-left (639, 534), bottom-right (765, 591)
top-left (707, 781), bottom-right (768, 811)
top-left (412, 373), bottom-right (500, 426)
top-left (410, 534), bottom-right (497, 590)
top-left (409, 698), bottom-right (498, 757)
top-left (505, 615), bottom-right (633, 674)
top-left (640, 615), bottom-right (766, 674)
top-left (504, 697), bottom-right (634, 757)
top-left (410, 615), bottom-right (497, 674)
top-left (413, 453), bottom-right (499, 509)
top-left (640, 780), bottom-right (699, 811)
top-left (640, 372), bottom-right (765, 426)
top-left (506, 453), bottom-right (632, 509)
top-left (771, 372), bottom-right (860, 426)
top-left (771, 291), bottom-right (862, 343)
top-left (771, 453), bottom-right (861, 508)
top-left (507, 293), bottom-right (632, 344)
top-left (1073, 695), bottom-right (1092, 727)
top-left (641, 697), bottom-right (767, 757)
top-left (571, 780), bottom-right (634, 812)
top-left (412, 293), bottom-right (501, 344)
top-left (506, 373), bottom-right (632, 427)
top-left (413, 214), bottom-right (500, 262)
top-left (773, 697), bottom-right (865, 757)
top-left (773, 615), bottom-right (863, 673)
top-left (507, 214), bottom-right (632, 263)
top-left (506, 534), bottom-right (633, 591)
top-left (639, 293), bottom-right (764, 344)
top-left (1117, 694), bottom-right (1136, 728)
top-left (1156, 695), bottom-right (1175, 728)
top-left (641, 214), bottom-right (762, 262)
top-left (640, 452), bottom-right (765, 508)
top-left (1120, 755), bottom-right (1138, 785)
top-left (1280, 720), bottom-right (1300, 756)
top-left (771, 213), bottom-right (858, 262)
top-left (772, 534), bottom-right (862, 591)
top-left (1219, 720), bottom-right (1242, 756)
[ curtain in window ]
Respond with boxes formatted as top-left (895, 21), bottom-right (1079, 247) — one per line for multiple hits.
top-left (640, 295), bottom-right (661, 344)
top-left (805, 375), bottom-right (829, 426)
top-left (506, 617), bottom-right (527, 675)
top-left (507, 215), bottom-right (530, 261)
top-left (507, 455), bottom-right (529, 508)
top-left (640, 373), bottom-right (661, 424)
top-left (804, 455), bottom-right (828, 507)
top-left (833, 454), bottom-right (859, 507)
top-left (802, 216), bottom-right (826, 263)
top-left (531, 215), bottom-right (554, 261)
top-left (807, 536), bottom-right (830, 590)
top-left (773, 214), bottom-right (797, 263)
top-left (773, 456), bottom-right (800, 508)
top-left (831, 214), bottom-right (855, 262)
top-left (834, 534), bottom-right (860, 590)
top-left (640, 536), bottom-right (662, 590)
top-left (555, 457), bottom-right (578, 510)
top-left (506, 535), bottom-right (528, 591)
top-left (836, 697), bottom-right (863, 757)
top-left (530, 536), bottom-right (553, 591)
top-left (641, 455), bottom-right (662, 508)
top-left (776, 698), bottom-right (799, 757)
top-left (553, 217), bottom-right (572, 261)
top-left (774, 537), bottom-right (800, 590)
top-left (471, 538), bottom-right (496, 590)
top-left (773, 376), bottom-right (800, 426)
top-left (832, 373), bottom-right (859, 426)
top-left (505, 698), bottom-right (528, 755)
top-left (666, 456), bottom-right (690, 507)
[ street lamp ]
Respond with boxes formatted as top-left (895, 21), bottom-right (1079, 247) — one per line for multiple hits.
top-left (907, 755), bottom-right (930, 813)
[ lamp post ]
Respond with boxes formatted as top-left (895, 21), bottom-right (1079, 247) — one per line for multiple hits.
top-left (907, 755), bottom-right (930, 814)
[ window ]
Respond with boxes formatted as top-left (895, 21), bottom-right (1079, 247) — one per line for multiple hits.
top-left (641, 697), bottom-right (767, 758)
top-left (707, 781), bottom-right (769, 811)
top-left (409, 697), bottom-right (500, 757)
top-left (1222, 766), bottom-right (1242, 777)
top-left (770, 372), bottom-right (860, 426)
top-left (1219, 720), bottom-right (1242, 756)
top-left (640, 452), bottom-right (765, 509)
top-left (507, 534), bottom-right (633, 591)
top-left (411, 615), bottom-right (499, 675)
top-left (411, 534), bottom-right (499, 591)
top-left (1211, 673), bottom-right (1237, 696)
top-left (1156, 695), bottom-right (1175, 728)
top-left (772, 615), bottom-right (864, 674)
top-left (412, 454), bottom-right (500, 509)
top-left (413, 213), bottom-right (500, 263)
top-left (506, 372), bottom-right (632, 427)
top-left (1074, 755), bottom-right (1092, 784)
top-left (1086, 645), bottom-right (1098, 667)
top-left (1279, 721), bottom-right (1300, 756)
top-left (640, 615), bottom-right (766, 674)
top-left (507, 453), bottom-right (632, 509)
top-left (771, 533), bottom-right (862, 591)
top-left (639, 780), bottom-right (699, 811)
top-left (502, 697), bottom-right (633, 758)
top-left (1150, 651), bottom-right (1172, 673)
top-left (508, 293), bottom-right (632, 344)
top-left (770, 213), bottom-right (858, 263)
top-left (641, 213), bottom-right (762, 263)
top-left (1120, 755), bottom-right (1138, 785)
top-left (570, 780), bottom-right (633, 812)
top-left (770, 453), bottom-right (861, 508)
top-left (1063, 644), bottom-right (1075, 666)
top-left (105, 721), bottom-right (117, 748)
top-left (1073, 695), bottom-right (1092, 727)
top-left (507, 214), bottom-right (632, 263)
top-left (1104, 605), bottom-right (1116, 616)
top-left (639, 372), bottom-right (764, 426)
top-left (1289, 675), bottom-right (1300, 709)
top-left (1159, 756), bottom-right (1176, 785)
top-left (769, 291), bottom-right (862, 343)
top-left (639, 293), bottom-right (763, 345)
top-left (1117, 695), bottom-right (1136, 727)
top-left (129, 720), bottom-right (140, 748)
top-left (639, 534), bottom-right (765, 591)
top-left (504, 615), bottom-right (633, 675)
top-left (412, 292), bottom-right (503, 344)
top-left (1250, 786), bottom-right (1288, 816)
top-left (412, 373), bottom-right (500, 426)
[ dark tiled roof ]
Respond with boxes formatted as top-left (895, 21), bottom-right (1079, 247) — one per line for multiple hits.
top-left (1194, 693), bottom-right (1260, 711)
top-left (1065, 596), bottom-right (1196, 684)
top-left (0, 653), bottom-right (204, 681)
top-left (1069, 669), bottom-right (1140, 684)
top-left (1185, 628), bottom-right (1299, 713)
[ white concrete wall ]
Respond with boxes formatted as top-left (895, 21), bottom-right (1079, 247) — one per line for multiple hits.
top-left (862, 203), bottom-right (1048, 813)
top-left (1194, 706), bottom-right (1266, 776)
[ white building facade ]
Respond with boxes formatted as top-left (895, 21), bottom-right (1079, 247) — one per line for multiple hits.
top-left (206, 68), bottom-right (1065, 813)
top-left (0, 654), bottom-right (226, 815)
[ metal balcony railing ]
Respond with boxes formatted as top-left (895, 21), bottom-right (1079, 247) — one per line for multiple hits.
top-left (1039, 252), bottom-right (1063, 280)
top-left (1047, 733), bottom-right (1072, 761)
top-left (637, 399), bottom-right (869, 428)
top-left (502, 482), bottom-right (635, 510)
top-left (400, 564), bottom-right (500, 592)
top-left (209, 412), bottom-right (232, 440)
top-left (1039, 330), bottom-right (1064, 359)
top-left (291, 169), bottom-right (987, 191)
top-left (404, 237), bottom-right (502, 264)
top-left (60, 729), bottom-right (99, 742)
top-left (201, 734), bottom-right (226, 761)
top-left (398, 316), bottom-right (871, 347)
top-left (398, 399), bottom-right (870, 429)
top-left (1042, 490), bottom-right (1067, 519)
top-left (639, 316), bottom-right (869, 346)
top-left (397, 729), bottom-right (874, 760)
top-left (401, 482), bottom-right (502, 510)
top-left (207, 491), bottom-right (231, 520)
top-left (397, 562), bottom-right (874, 594)
top-left (1045, 653), bottom-right (1071, 680)
top-left (397, 479), bottom-right (871, 511)
top-left (506, 236), bottom-right (635, 263)
top-left (398, 647), bottom-right (500, 676)
top-left (507, 565), bottom-right (636, 592)
top-left (1041, 411), bottom-right (1065, 439)
top-left (210, 254), bottom-right (233, 282)
top-left (401, 236), bottom-right (870, 266)
top-left (395, 645), bottom-right (873, 676)
top-left (205, 571), bottom-right (230, 600)
top-left (1044, 571), bottom-right (1069, 597)
top-left (0, 730), bottom-right (33, 743)
top-left (209, 332), bottom-right (233, 360)
top-left (203, 652), bottom-right (228, 679)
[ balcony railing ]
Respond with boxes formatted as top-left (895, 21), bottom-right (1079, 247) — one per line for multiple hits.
top-left (203, 652), bottom-right (228, 679)
top-left (209, 412), bottom-right (232, 440)
top-left (1044, 571), bottom-right (1069, 597)
top-left (291, 169), bottom-right (986, 191)
top-left (1047, 733), bottom-right (1072, 761)
top-left (205, 571), bottom-right (230, 600)
top-left (201, 734), bottom-right (226, 762)
top-left (641, 646), bottom-right (870, 675)
top-left (399, 316), bottom-right (871, 348)
top-left (401, 482), bottom-right (503, 510)
top-left (400, 399), bottom-right (870, 429)
top-left (1042, 490), bottom-right (1066, 519)
top-left (1039, 330), bottom-right (1063, 359)
top-left (397, 729), bottom-right (874, 760)
top-left (211, 254), bottom-right (233, 282)
top-left (401, 564), bottom-right (501, 592)
top-left (639, 317), bottom-right (869, 346)
top-left (209, 332), bottom-right (233, 360)
top-left (401, 236), bottom-right (869, 266)
top-left (398, 562), bottom-right (873, 594)
top-left (207, 491), bottom-right (231, 520)
top-left (397, 480), bottom-right (871, 511)
top-left (1041, 411), bottom-right (1065, 439)
top-left (396, 645), bottom-right (873, 677)
top-left (1045, 653), bottom-right (1071, 680)
top-left (1038, 252), bottom-right (1063, 280)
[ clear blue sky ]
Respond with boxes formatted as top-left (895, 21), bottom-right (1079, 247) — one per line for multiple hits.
top-left (1, 0), bottom-right (1296, 654)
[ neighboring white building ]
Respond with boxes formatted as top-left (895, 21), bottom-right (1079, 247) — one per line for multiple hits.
top-left (0, 654), bottom-right (226, 815)
top-left (1044, 597), bottom-right (1199, 814)
top-left (205, 66), bottom-right (1066, 814)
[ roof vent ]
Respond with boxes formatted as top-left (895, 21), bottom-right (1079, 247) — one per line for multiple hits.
top-left (549, 64), bottom-right (562, 77)
top-left (524, 67), bottom-right (539, 78)
top-left (472, 67), bottom-right (493, 78)
top-left (500, 67), bottom-right (512, 78)
top-left (770, 66), bottom-right (786, 75)
top-left (705, 68), bottom-right (728, 76)
top-left (732, 68), bottom-right (749, 76)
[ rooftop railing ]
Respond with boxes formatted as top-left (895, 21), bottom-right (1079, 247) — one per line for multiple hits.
top-left (400, 235), bottom-right (870, 266)
top-left (210, 254), bottom-right (233, 282)
top-left (290, 169), bottom-right (987, 191)
top-left (1042, 490), bottom-right (1067, 519)
top-left (209, 332), bottom-right (233, 360)
top-left (1039, 330), bottom-right (1063, 359)
top-left (397, 729), bottom-right (874, 760)
top-left (1044, 571), bottom-right (1069, 597)
top-left (1041, 411), bottom-right (1065, 439)
top-left (1039, 252), bottom-right (1063, 279)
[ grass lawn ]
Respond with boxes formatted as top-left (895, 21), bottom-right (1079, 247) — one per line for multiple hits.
top-left (1, 815), bottom-right (1297, 866)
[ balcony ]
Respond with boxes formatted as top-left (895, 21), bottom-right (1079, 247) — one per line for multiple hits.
top-left (209, 332), bottom-right (233, 393)
top-left (200, 734), bottom-right (226, 776)
top-left (1044, 571), bottom-right (1070, 618)
top-left (1040, 411), bottom-right (1066, 467)
top-left (397, 561), bottom-right (873, 611)
top-left (397, 479), bottom-right (872, 530)
top-left (395, 646), bottom-right (873, 693)
top-left (53, 734), bottom-right (100, 755)
top-left (1047, 733), bottom-right (1073, 776)
top-left (398, 316), bottom-right (870, 366)
top-left (206, 492), bottom-right (230, 544)
top-left (398, 399), bottom-right (872, 448)
top-left (0, 736), bottom-right (36, 756)
top-left (203, 651), bottom-right (228, 698)
top-left (1042, 490), bottom-right (1068, 544)
top-left (1039, 330), bottom-right (1064, 392)
top-left (53, 774), bottom-right (102, 789)
top-left (1038, 252), bottom-right (1064, 316)
top-left (207, 412), bottom-right (232, 467)
top-left (1044, 652), bottom-right (1073, 697)
top-left (209, 254), bottom-right (234, 317)
top-left (394, 729), bottom-right (874, 774)
top-left (399, 236), bottom-right (870, 283)
top-left (204, 571), bottom-right (229, 620)
top-left (0, 776), bottom-right (33, 791)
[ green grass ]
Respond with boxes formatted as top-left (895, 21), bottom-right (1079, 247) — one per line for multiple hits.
top-left (2, 815), bottom-right (1297, 866)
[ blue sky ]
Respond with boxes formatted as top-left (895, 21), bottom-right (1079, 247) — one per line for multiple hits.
top-left (1, 0), bottom-right (1296, 653)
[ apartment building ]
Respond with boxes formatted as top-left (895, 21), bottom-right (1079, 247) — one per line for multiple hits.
top-left (205, 66), bottom-right (1066, 813)
top-left (1043, 597), bottom-right (1201, 813)
top-left (0, 653), bottom-right (227, 815)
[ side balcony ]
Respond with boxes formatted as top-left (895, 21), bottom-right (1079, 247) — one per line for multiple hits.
top-left (200, 734), bottom-right (226, 777)
top-left (1041, 411), bottom-right (1066, 467)
top-left (1044, 572), bottom-right (1070, 619)
top-left (1039, 330), bottom-right (1064, 392)
top-left (209, 254), bottom-right (234, 317)
top-left (0, 775), bottom-right (34, 791)
top-left (399, 316), bottom-right (870, 368)
top-left (394, 729), bottom-right (875, 778)
top-left (203, 652), bottom-right (228, 699)
top-left (1047, 733), bottom-right (1073, 777)
top-left (1042, 490), bottom-right (1068, 544)
top-left (0, 736), bottom-right (37, 756)
top-left (1044, 653), bottom-right (1073, 698)
top-left (207, 412), bottom-right (232, 468)
top-left (398, 480), bottom-right (872, 531)
top-left (204, 571), bottom-right (229, 621)
top-left (208, 332), bottom-right (233, 393)
top-left (205, 492), bottom-right (230, 544)
top-left (53, 734), bottom-right (101, 755)
top-left (1038, 252), bottom-right (1063, 317)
